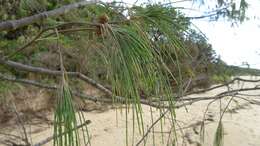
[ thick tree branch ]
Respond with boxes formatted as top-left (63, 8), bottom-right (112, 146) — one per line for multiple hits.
top-left (0, 73), bottom-right (162, 108)
top-left (0, 59), bottom-right (112, 95)
top-left (0, 73), bottom-right (111, 103)
top-left (0, 73), bottom-right (57, 90)
top-left (0, 0), bottom-right (99, 31)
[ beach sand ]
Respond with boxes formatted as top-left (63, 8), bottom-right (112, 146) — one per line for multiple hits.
top-left (1, 76), bottom-right (260, 146)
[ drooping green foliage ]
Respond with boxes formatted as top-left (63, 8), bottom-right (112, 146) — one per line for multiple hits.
top-left (91, 7), bottom-right (183, 144)
top-left (214, 121), bottom-right (224, 146)
top-left (54, 84), bottom-right (80, 146)
top-left (0, 0), bottom-right (251, 146)
top-left (54, 69), bottom-right (89, 146)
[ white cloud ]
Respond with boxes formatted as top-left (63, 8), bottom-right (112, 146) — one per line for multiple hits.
top-left (192, 6), bottom-right (260, 69)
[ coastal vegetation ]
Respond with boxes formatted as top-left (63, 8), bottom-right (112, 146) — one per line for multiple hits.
top-left (0, 0), bottom-right (259, 146)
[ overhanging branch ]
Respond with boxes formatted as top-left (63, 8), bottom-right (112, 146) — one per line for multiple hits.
top-left (0, 0), bottom-right (99, 31)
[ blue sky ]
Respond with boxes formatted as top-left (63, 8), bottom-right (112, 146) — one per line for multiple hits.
top-left (106, 0), bottom-right (260, 69)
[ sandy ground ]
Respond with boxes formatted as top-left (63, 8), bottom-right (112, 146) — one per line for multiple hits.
top-left (1, 76), bottom-right (260, 146)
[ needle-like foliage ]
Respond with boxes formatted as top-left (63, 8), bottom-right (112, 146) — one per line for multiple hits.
top-left (53, 72), bottom-right (90, 146)
top-left (0, 1), bottom-right (249, 146)
top-left (91, 5), bottom-right (189, 144)
top-left (53, 29), bottom-right (89, 146)
top-left (213, 121), bottom-right (224, 146)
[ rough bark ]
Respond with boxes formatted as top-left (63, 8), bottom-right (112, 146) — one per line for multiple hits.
top-left (0, 0), bottom-right (99, 31)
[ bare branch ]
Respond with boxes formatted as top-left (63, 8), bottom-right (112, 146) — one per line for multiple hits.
top-left (186, 77), bottom-right (260, 95)
top-left (151, 77), bottom-right (260, 103)
top-left (0, 73), bottom-right (57, 90)
top-left (42, 27), bottom-right (96, 38)
top-left (0, 0), bottom-right (99, 31)
top-left (0, 73), bottom-right (109, 103)
top-left (0, 59), bottom-right (112, 95)
top-left (0, 73), bottom-right (163, 108)
top-left (5, 22), bottom-right (99, 59)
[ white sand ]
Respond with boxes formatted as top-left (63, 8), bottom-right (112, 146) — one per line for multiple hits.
top-left (1, 76), bottom-right (260, 146)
